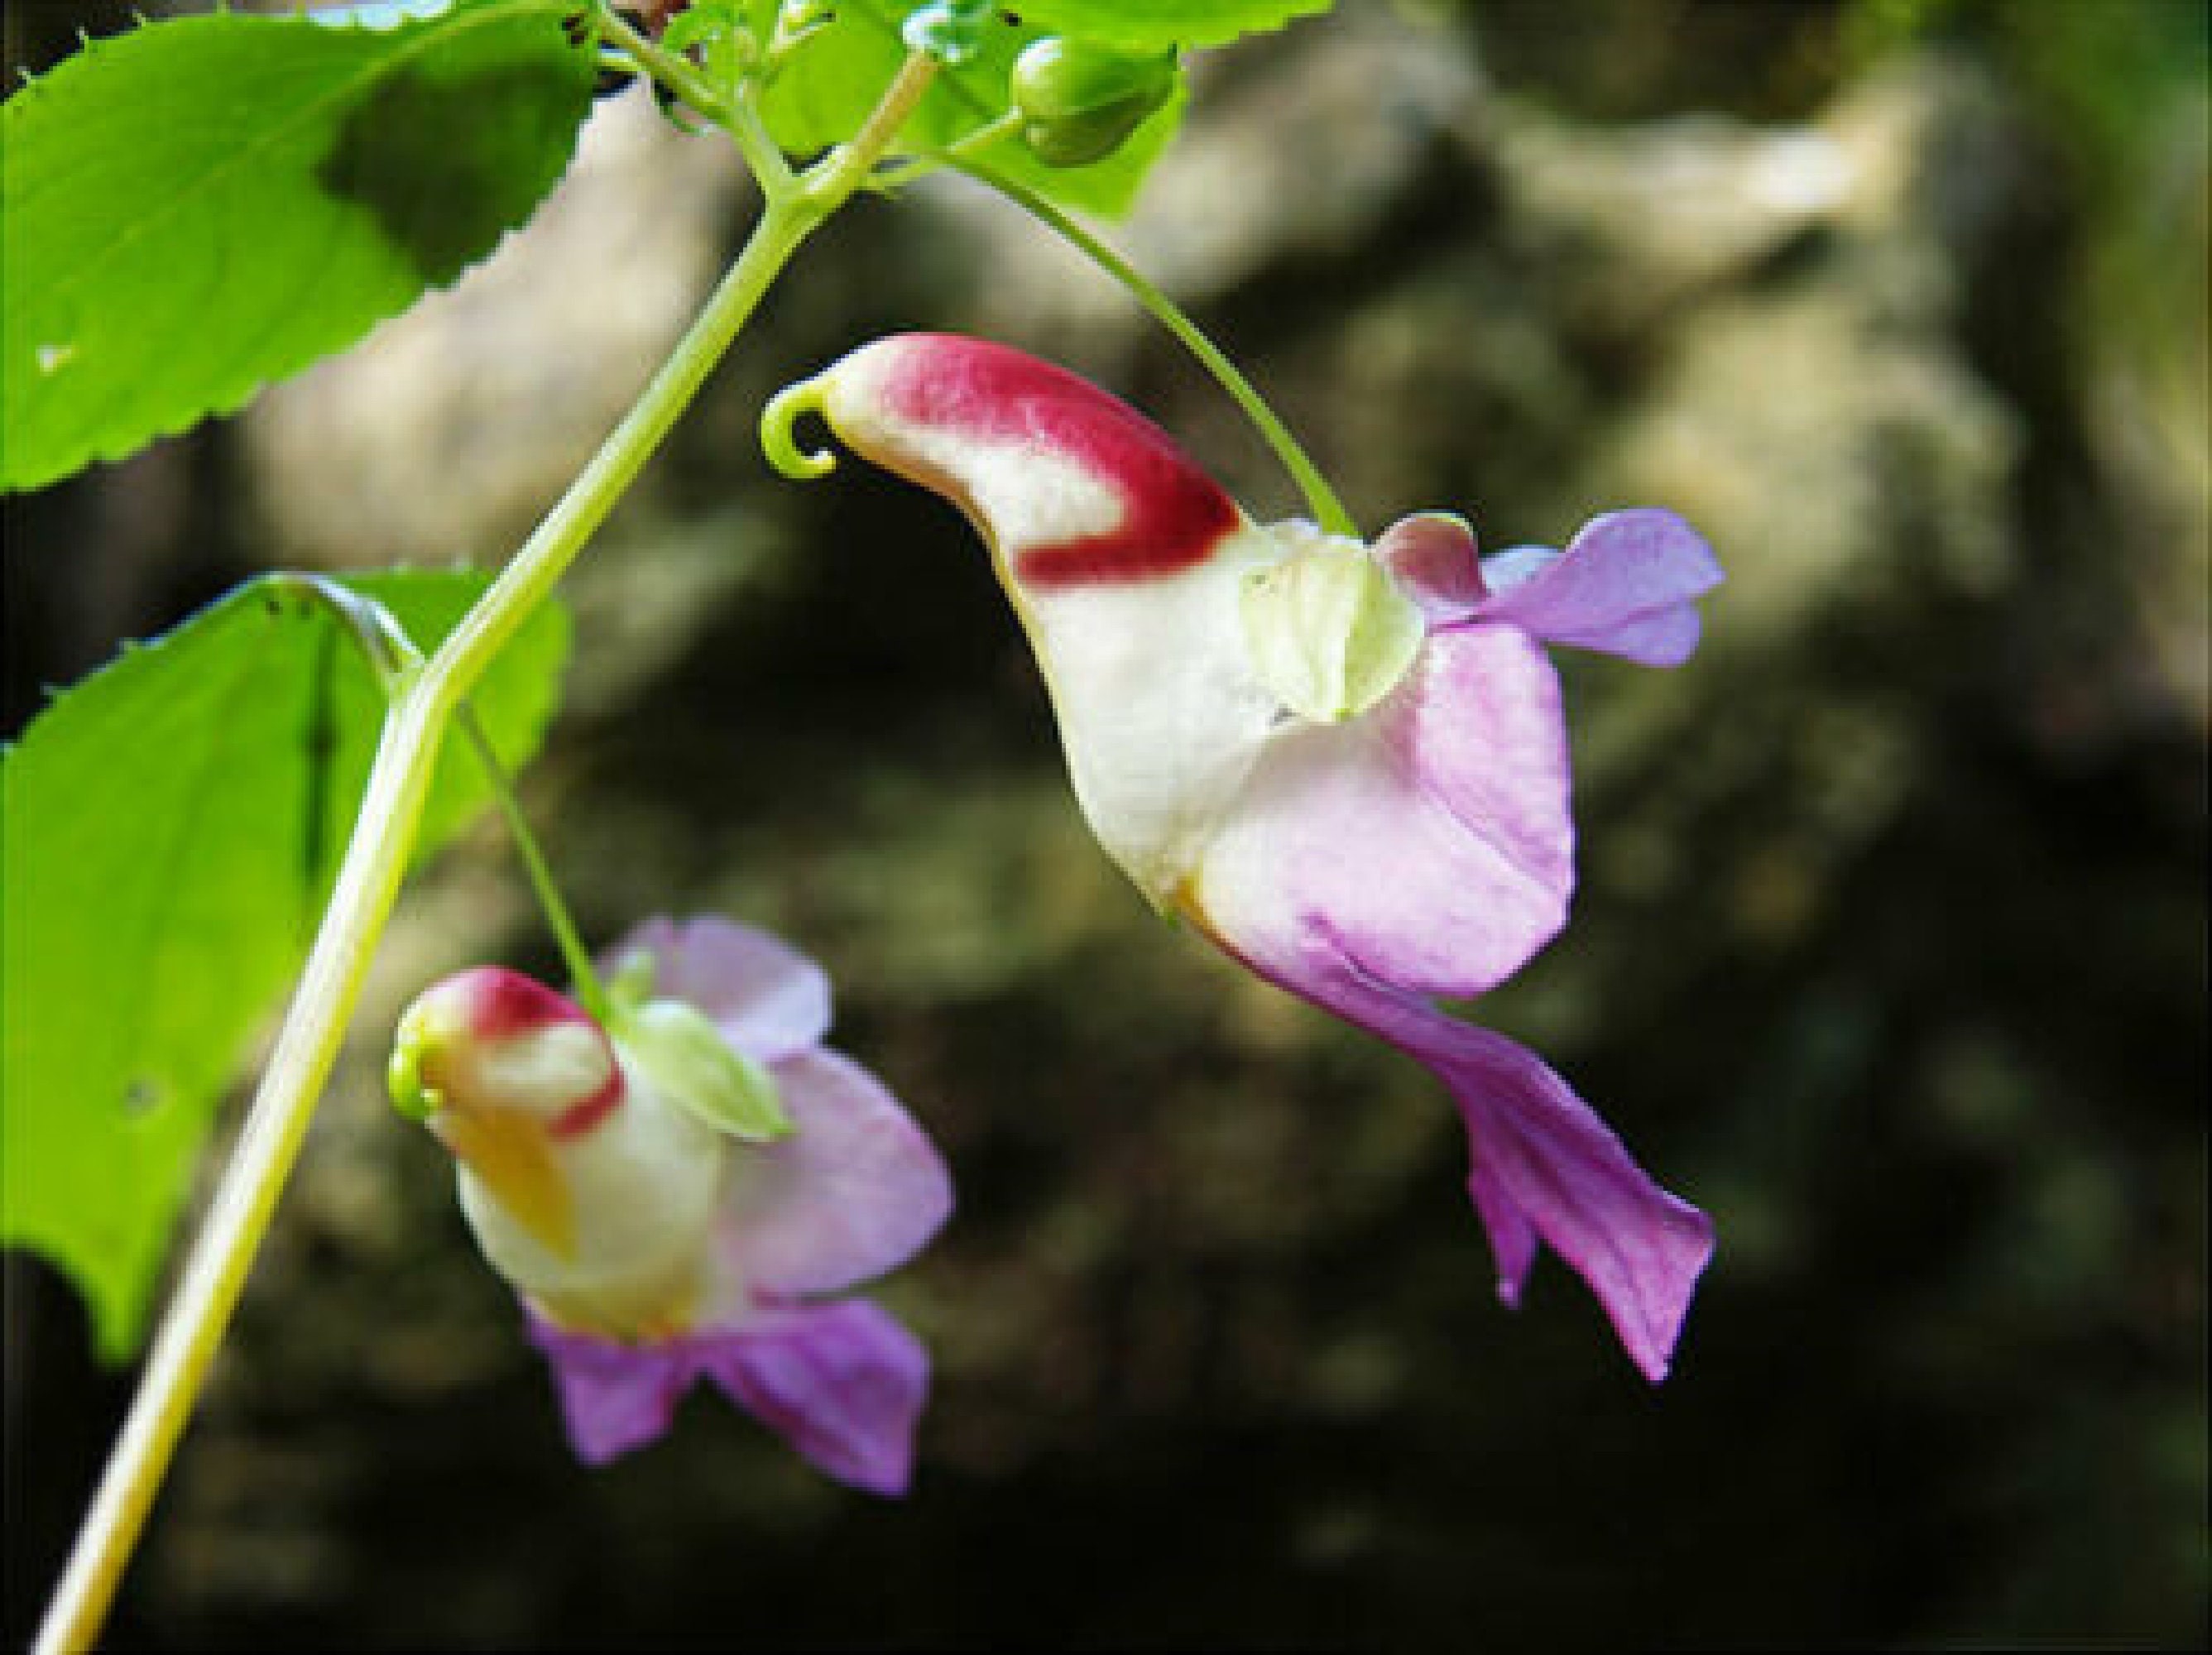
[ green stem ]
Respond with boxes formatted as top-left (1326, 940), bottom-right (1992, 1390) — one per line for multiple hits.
top-left (761, 0), bottom-right (832, 79)
top-left (948, 156), bottom-right (1360, 540)
top-left (595, 0), bottom-right (729, 124)
top-left (456, 707), bottom-right (607, 1018)
top-left (727, 84), bottom-right (799, 200)
top-left (594, 2), bottom-right (800, 200)
top-left (870, 108), bottom-right (1021, 190)
top-left (32, 50), bottom-right (938, 1655)
top-left (267, 571), bottom-right (426, 683)
top-left (265, 574), bottom-right (605, 1013)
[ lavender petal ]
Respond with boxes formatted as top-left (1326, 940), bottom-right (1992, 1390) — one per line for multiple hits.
top-left (1475, 508), bottom-right (1721, 667)
top-left (697, 1299), bottom-right (929, 1496)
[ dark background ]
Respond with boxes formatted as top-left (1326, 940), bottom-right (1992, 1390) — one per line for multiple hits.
top-left (5, 1), bottom-right (2206, 1648)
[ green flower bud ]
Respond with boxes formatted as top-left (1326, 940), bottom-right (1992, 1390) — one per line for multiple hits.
top-left (1010, 37), bottom-right (1178, 167)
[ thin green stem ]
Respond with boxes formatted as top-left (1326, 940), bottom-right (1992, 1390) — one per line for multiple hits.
top-left (594, 2), bottom-right (801, 200)
top-left (950, 156), bottom-right (1360, 540)
top-left (870, 108), bottom-right (1022, 191)
top-left (265, 573), bottom-right (602, 1010)
top-left (266, 571), bottom-right (427, 682)
top-left (32, 49), bottom-right (941, 1655)
top-left (420, 214), bottom-right (813, 706)
top-left (727, 84), bottom-right (799, 201)
top-left (594, 0), bottom-right (728, 123)
top-left (761, 0), bottom-right (837, 84)
top-left (803, 51), bottom-right (938, 202)
top-left (457, 707), bottom-right (607, 1017)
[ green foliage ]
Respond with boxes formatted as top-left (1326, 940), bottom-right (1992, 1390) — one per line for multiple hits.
top-left (995, 0), bottom-right (1333, 52)
top-left (0, 571), bottom-right (569, 1358)
top-left (746, 0), bottom-right (1186, 215)
top-left (1, 0), bottom-right (596, 494)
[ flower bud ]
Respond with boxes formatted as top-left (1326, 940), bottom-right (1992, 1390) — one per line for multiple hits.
top-left (388, 969), bottom-right (621, 1260)
top-left (388, 968), bottom-right (616, 1127)
top-left (1010, 37), bottom-right (1178, 167)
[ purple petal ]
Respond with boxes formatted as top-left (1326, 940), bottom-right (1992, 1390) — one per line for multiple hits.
top-left (713, 1048), bottom-right (953, 1301)
top-left (698, 1299), bottom-right (928, 1496)
top-left (1198, 621), bottom-right (1574, 1000)
top-left (607, 914), bottom-right (832, 1063)
top-left (526, 1312), bottom-right (691, 1465)
top-left (1437, 1024), bottom-right (1711, 1379)
top-left (1372, 511), bottom-right (1487, 621)
top-left (1474, 508), bottom-right (1721, 668)
top-left (1197, 928), bottom-right (1712, 1382)
top-left (1475, 545), bottom-right (1554, 595)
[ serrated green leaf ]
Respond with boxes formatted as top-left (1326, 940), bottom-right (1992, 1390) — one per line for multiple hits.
top-left (999, 0), bottom-right (1334, 51)
top-left (751, 0), bottom-right (1183, 217)
top-left (2, 0), bottom-right (596, 493)
top-left (0, 570), bottom-right (569, 1358)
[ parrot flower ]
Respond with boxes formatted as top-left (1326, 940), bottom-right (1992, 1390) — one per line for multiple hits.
top-left (390, 915), bottom-right (951, 1492)
top-left (765, 334), bottom-right (1723, 1381)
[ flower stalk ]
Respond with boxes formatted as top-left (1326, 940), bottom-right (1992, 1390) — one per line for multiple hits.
top-left (454, 708), bottom-right (610, 1017)
top-left (266, 573), bottom-right (607, 1012)
top-left (948, 156), bottom-right (1361, 540)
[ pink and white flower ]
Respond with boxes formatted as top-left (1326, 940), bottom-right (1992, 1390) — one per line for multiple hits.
top-left (390, 915), bottom-right (951, 1491)
top-left (771, 333), bottom-right (1722, 1381)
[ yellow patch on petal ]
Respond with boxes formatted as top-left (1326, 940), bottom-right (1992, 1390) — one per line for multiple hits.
top-left (531, 1270), bottom-right (702, 1343)
top-left (440, 1106), bottom-right (575, 1260)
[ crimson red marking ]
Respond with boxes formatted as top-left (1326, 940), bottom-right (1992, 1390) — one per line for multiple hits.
top-left (548, 1068), bottom-right (625, 1141)
top-left (875, 334), bottom-right (1239, 591)
top-left (454, 967), bottom-right (590, 1040)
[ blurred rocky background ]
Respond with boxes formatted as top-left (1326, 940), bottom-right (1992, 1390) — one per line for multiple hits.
top-left (5, 0), bottom-right (2205, 1647)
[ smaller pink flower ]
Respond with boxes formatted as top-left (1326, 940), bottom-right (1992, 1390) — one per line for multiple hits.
top-left (391, 916), bottom-right (951, 1494)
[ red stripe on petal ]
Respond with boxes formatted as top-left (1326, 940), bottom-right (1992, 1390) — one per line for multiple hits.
top-left (547, 1067), bottom-right (625, 1141)
top-left (452, 967), bottom-right (594, 1041)
top-left (874, 335), bottom-right (1240, 591)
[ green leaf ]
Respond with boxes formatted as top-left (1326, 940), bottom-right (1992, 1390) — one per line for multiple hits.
top-left (0, 570), bottom-right (569, 1358)
top-left (988, 0), bottom-right (1333, 52)
top-left (751, 1), bottom-right (1184, 216)
top-left (2, 0), bottom-right (596, 494)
